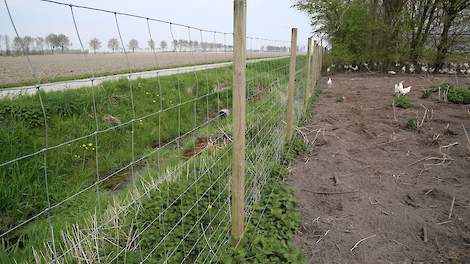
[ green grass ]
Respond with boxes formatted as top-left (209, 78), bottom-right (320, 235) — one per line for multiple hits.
top-left (0, 56), bottom-right (306, 262)
top-left (394, 96), bottom-right (412, 109)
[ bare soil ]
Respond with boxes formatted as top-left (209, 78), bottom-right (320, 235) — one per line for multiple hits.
top-left (0, 52), bottom-right (283, 85)
top-left (288, 73), bottom-right (470, 264)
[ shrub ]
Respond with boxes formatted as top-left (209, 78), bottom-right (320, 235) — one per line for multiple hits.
top-left (394, 96), bottom-right (412, 109)
top-left (447, 88), bottom-right (470, 104)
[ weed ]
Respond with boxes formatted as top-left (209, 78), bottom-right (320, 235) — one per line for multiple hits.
top-left (405, 117), bottom-right (417, 130)
top-left (447, 88), bottom-right (470, 104)
top-left (394, 96), bottom-right (412, 109)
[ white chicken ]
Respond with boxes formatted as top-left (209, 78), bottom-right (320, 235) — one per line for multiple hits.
top-left (402, 66), bottom-right (406, 72)
top-left (388, 71), bottom-right (396, 75)
top-left (409, 65), bottom-right (415, 73)
top-left (395, 81), bottom-right (412, 96)
top-left (421, 65), bottom-right (428, 73)
top-left (327, 78), bottom-right (333, 86)
top-left (351, 65), bottom-right (359, 71)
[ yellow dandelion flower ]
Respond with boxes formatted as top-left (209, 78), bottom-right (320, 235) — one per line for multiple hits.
top-left (81, 144), bottom-right (86, 148)
top-left (207, 204), bottom-right (213, 209)
top-left (88, 143), bottom-right (93, 147)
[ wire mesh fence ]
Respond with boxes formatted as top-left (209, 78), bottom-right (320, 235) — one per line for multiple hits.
top-left (0, 0), bottom-right (320, 263)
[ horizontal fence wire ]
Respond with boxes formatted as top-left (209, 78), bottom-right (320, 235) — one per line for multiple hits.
top-left (0, 0), bottom-right (307, 263)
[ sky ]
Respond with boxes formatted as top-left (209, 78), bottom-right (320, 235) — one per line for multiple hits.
top-left (0, 0), bottom-right (314, 51)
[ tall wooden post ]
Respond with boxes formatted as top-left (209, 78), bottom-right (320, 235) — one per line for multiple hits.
top-left (310, 42), bottom-right (317, 96)
top-left (303, 37), bottom-right (312, 114)
top-left (231, 0), bottom-right (246, 241)
top-left (286, 28), bottom-right (298, 142)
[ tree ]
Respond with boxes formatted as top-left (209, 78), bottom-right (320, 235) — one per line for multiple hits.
top-left (13, 36), bottom-right (23, 53)
top-left (148, 39), bottom-right (155, 50)
top-left (128, 39), bottom-right (139, 52)
top-left (56, 34), bottom-right (71, 52)
top-left (35, 37), bottom-right (45, 53)
top-left (294, 0), bottom-right (470, 67)
top-left (46, 33), bottom-right (59, 52)
top-left (89, 38), bottom-right (101, 53)
top-left (160, 40), bottom-right (168, 51)
top-left (172, 40), bottom-right (179, 51)
top-left (108, 38), bottom-right (119, 52)
top-left (434, 0), bottom-right (470, 68)
top-left (22, 36), bottom-right (34, 54)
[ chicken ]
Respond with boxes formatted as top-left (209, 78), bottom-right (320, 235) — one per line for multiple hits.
top-left (395, 81), bottom-right (412, 96)
top-left (388, 71), bottom-right (396, 75)
top-left (219, 109), bottom-right (230, 118)
top-left (327, 78), bottom-right (333, 86)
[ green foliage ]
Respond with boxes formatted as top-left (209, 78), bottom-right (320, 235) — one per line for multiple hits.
top-left (447, 87), bottom-right (470, 104)
top-left (405, 117), bottom-right (417, 130)
top-left (294, 0), bottom-right (470, 66)
top-left (394, 96), bottom-right (412, 109)
top-left (220, 134), bottom-right (308, 264)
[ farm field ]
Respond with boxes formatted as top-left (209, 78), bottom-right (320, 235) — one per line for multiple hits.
top-left (289, 73), bottom-right (470, 263)
top-left (0, 52), bottom-right (286, 87)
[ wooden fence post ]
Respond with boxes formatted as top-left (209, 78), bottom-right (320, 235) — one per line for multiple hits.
top-left (286, 28), bottom-right (298, 142)
top-left (231, 0), bottom-right (246, 241)
top-left (310, 41), bottom-right (317, 96)
top-left (303, 37), bottom-right (312, 114)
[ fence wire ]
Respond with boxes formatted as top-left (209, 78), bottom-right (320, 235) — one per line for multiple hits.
top-left (0, 1), bottom-right (308, 263)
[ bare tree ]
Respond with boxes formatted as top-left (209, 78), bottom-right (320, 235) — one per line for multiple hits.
top-left (35, 37), bottom-right (45, 54)
top-left (160, 40), bottom-right (168, 51)
top-left (4, 35), bottom-right (10, 55)
top-left (46, 33), bottom-right (58, 52)
top-left (89, 38), bottom-right (101, 53)
top-left (108, 38), bottom-right (119, 52)
top-left (148, 39), bottom-right (155, 50)
top-left (128, 39), bottom-right (139, 52)
top-left (56, 34), bottom-right (71, 52)
top-left (13, 36), bottom-right (23, 53)
top-left (22, 36), bottom-right (34, 54)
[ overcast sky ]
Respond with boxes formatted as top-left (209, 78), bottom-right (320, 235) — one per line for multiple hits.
top-left (0, 0), bottom-right (314, 51)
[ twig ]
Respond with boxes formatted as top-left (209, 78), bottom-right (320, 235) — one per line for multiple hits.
top-left (350, 234), bottom-right (377, 252)
top-left (301, 189), bottom-right (358, 195)
top-left (448, 196), bottom-right (455, 219)
top-left (422, 225), bottom-right (428, 243)
top-left (463, 124), bottom-right (470, 153)
top-left (391, 239), bottom-right (409, 249)
top-left (315, 230), bottom-right (330, 244)
top-left (437, 220), bottom-right (452, 225)
top-left (392, 100), bottom-right (397, 122)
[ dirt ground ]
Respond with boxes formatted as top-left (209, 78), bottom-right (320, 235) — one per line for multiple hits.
top-left (288, 73), bottom-right (470, 263)
top-left (0, 52), bottom-right (283, 85)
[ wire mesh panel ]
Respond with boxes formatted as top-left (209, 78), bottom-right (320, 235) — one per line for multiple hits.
top-left (0, 1), bottom-right (305, 263)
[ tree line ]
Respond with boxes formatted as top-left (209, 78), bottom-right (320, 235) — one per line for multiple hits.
top-left (294, 0), bottom-right (470, 68)
top-left (0, 33), bottom-right (289, 56)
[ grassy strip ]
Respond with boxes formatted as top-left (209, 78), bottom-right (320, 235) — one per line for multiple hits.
top-left (0, 56), bottom-right (305, 262)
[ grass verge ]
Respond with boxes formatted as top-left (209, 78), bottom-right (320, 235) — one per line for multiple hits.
top-left (0, 56), bottom-right (306, 262)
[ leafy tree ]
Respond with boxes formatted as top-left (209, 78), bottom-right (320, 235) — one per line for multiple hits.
top-left (108, 38), bottom-right (119, 52)
top-left (89, 38), bottom-right (101, 53)
top-left (128, 39), bottom-right (139, 52)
